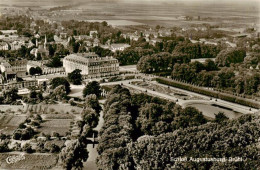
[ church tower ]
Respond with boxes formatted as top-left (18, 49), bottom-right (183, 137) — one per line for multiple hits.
top-left (44, 35), bottom-right (47, 49)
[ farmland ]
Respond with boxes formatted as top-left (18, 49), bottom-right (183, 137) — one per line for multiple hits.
top-left (0, 115), bottom-right (27, 135)
top-left (0, 105), bottom-right (24, 114)
top-left (25, 104), bottom-right (83, 114)
top-left (1, 0), bottom-right (258, 29)
top-left (39, 119), bottom-right (72, 136)
top-left (0, 152), bottom-right (58, 169)
top-left (41, 113), bottom-right (75, 119)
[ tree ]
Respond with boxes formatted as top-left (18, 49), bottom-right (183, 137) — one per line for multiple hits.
top-left (137, 52), bottom-right (174, 73)
top-left (204, 59), bottom-right (218, 71)
top-left (35, 67), bottom-right (42, 75)
top-left (214, 112), bottom-right (228, 123)
top-left (128, 115), bottom-right (260, 170)
top-left (0, 141), bottom-right (10, 152)
top-left (84, 94), bottom-right (102, 114)
top-left (48, 44), bottom-right (55, 56)
top-left (101, 21), bottom-right (108, 27)
top-left (29, 67), bottom-right (42, 75)
top-left (3, 88), bottom-right (20, 104)
top-left (68, 69), bottom-right (82, 85)
top-left (23, 143), bottom-right (34, 153)
top-left (50, 77), bottom-right (70, 94)
top-left (47, 56), bottom-right (62, 67)
top-left (215, 48), bottom-right (246, 67)
top-left (89, 46), bottom-right (113, 58)
top-left (81, 108), bottom-right (99, 128)
top-left (68, 37), bottom-right (80, 53)
top-left (29, 67), bottom-right (36, 75)
top-left (50, 85), bottom-right (67, 101)
top-left (83, 81), bottom-right (101, 98)
top-left (59, 140), bottom-right (88, 170)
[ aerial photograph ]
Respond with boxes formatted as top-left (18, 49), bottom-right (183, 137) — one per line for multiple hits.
top-left (0, 0), bottom-right (259, 169)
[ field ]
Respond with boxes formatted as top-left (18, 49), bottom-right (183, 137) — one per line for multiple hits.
top-left (0, 105), bottom-right (24, 113)
top-left (41, 113), bottom-right (75, 119)
top-left (25, 104), bottom-right (83, 114)
top-left (86, 19), bottom-right (144, 26)
top-left (39, 119), bottom-right (72, 136)
top-left (0, 152), bottom-right (58, 169)
top-left (0, 114), bottom-right (27, 135)
top-left (1, 1), bottom-right (258, 29)
top-left (44, 140), bottom-right (66, 148)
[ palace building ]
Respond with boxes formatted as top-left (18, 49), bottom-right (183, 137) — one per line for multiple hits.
top-left (63, 53), bottom-right (119, 78)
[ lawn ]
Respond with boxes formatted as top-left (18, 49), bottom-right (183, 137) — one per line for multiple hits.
top-left (39, 119), bottom-right (72, 136)
top-left (25, 104), bottom-right (83, 115)
top-left (44, 104), bottom-right (83, 114)
top-left (0, 115), bottom-right (27, 135)
top-left (0, 152), bottom-right (58, 169)
top-left (41, 113), bottom-right (75, 119)
top-left (0, 105), bottom-right (24, 113)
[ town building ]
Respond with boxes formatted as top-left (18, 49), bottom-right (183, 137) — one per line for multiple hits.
top-left (0, 30), bottom-right (18, 35)
top-left (149, 38), bottom-right (162, 46)
top-left (110, 43), bottom-right (131, 52)
top-left (0, 80), bottom-right (37, 90)
top-left (0, 59), bottom-right (27, 79)
top-left (122, 33), bottom-right (140, 41)
top-left (93, 38), bottom-right (100, 47)
top-left (60, 33), bottom-right (68, 39)
top-left (63, 53), bottom-right (119, 78)
top-left (0, 42), bottom-right (9, 50)
top-left (27, 60), bottom-right (64, 74)
top-left (30, 36), bottom-right (49, 58)
top-left (90, 31), bottom-right (98, 38)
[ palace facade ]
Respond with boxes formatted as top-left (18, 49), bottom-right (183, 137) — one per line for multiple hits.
top-left (63, 53), bottom-right (119, 78)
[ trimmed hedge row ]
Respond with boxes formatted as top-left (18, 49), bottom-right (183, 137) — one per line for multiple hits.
top-left (156, 77), bottom-right (260, 109)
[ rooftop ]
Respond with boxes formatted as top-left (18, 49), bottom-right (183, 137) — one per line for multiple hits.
top-left (64, 53), bottom-right (117, 63)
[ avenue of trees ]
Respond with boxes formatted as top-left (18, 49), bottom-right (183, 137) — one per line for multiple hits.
top-left (96, 85), bottom-right (260, 169)
top-left (59, 94), bottom-right (101, 169)
top-left (128, 114), bottom-right (260, 169)
top-left (156, 77), bottom-right (260, 108)
top-left (97, 85), bottom-right (208, 169)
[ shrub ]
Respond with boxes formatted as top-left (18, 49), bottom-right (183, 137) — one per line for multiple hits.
top-left (23, 143), bottom-right (34, 153)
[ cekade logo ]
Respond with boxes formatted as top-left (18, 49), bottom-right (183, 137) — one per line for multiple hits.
top-left (6, 153), bottom-right (25, 164)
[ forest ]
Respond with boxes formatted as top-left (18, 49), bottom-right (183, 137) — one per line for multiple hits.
top-left (96, 85), bottom-right (260, 169)
top-left (137, 46), bottom-right (260, 96)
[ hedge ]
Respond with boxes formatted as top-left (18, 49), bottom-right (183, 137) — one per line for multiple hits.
top-left (156, 77), bottom-right (260, 109)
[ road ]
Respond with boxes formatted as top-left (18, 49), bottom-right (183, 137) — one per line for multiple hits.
top-left (84, 101), bottom-right (105, 170)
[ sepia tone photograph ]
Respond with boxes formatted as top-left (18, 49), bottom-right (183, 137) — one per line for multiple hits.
top-left (0, 0), bottom-right (259, 169)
